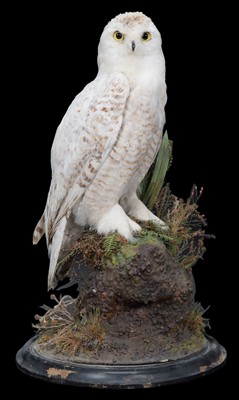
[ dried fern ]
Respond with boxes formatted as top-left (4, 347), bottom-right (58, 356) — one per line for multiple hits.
top-left (59, 231), bottom-right (105, 271)
top-left (57, 231), bottom-right (129, 274)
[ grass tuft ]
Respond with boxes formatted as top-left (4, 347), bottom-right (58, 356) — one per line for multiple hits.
top-left (34, 295), bottom-right (105, 355)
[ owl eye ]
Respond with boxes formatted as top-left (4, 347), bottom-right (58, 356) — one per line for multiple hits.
top-left (113, 31), bottom-right (124, 41)
top-left (142, 32), bottom-right (152, 41)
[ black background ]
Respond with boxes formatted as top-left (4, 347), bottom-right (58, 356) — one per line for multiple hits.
top-left (6, 0), bottom-right (235, 395)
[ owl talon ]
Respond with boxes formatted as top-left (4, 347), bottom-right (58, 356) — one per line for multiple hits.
top-left (124, 195), bottom-right (168, 229)
top-left (127, 216), bottom-right (142, 233)
top-left (153, 218), bottom-right (169, 231)
top-left (96, 204), bottom-right (140, 241)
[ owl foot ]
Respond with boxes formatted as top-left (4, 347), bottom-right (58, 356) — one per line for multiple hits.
top-left (123, 194), bottom-right (169, 231)
top-left (96, 204), bottom-right (141, 241)
top-left (152, 218), bottom-right (169, 231)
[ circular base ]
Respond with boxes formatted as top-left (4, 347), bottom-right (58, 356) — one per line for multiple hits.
top-left (16, 335), bottom-right (226, 389)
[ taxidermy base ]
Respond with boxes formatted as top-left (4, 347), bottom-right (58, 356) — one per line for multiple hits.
top-left (16, 335), bottom-right (225, 388)
top-left (16, 136), bottom-right (226, 387)
top-left (17, 12), bottom-right (226, 387)
top-left (16, 234), bottom-right (226, 388)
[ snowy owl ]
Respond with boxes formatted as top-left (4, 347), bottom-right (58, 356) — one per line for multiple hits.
top-left (33, 12), bottom-right (167, 289)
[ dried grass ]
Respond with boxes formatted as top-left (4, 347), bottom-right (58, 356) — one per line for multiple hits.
top-left (34, 295), bottom-right (105, 355)
top-left (183, 303), bottom-right (210, 334)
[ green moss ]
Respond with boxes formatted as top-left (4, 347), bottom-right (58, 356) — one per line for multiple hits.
top-left (109, 230), bottom-right (170, 267)
top-left (171, 334), bottom-right (206, 356)
top-left (111, 244), bottom-right (138, 266)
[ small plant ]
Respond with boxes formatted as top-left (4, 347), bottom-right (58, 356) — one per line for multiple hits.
top-left (34, 295), bottom-right (105, 355)
top-left (57, 231), bottom-right (128, 273)
top-left (103, 233), bottom-right (127, 261)
top-left (183, 303), bottom-right (210, 334)
top-left (57, 231), bottom-right (105, 272)
top-left (146, 183), bottom-right (213, 269)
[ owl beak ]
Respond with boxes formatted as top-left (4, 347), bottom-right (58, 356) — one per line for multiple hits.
top-left (131, 41), bottom-right (136, 52)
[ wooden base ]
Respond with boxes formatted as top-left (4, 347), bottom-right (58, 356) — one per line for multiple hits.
top-left (16, 335), bottom-right (226, 389)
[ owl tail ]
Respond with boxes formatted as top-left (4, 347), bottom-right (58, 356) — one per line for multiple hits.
top-left (48, 216), bottom-right (67, 290)
top-left (33, 215), bottom-right (45, 244)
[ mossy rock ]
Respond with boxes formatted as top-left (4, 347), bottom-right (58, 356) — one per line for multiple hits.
top-left (36, 238), bottom-right (207, 364)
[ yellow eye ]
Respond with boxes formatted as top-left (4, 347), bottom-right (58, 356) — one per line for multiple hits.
top-left (113, 31), bottom-right (124, 41)
top-left (142, 32), bottom-right (151, 41)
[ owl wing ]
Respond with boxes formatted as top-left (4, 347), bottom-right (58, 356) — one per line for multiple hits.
top-left (33, 72), bottom-right (130, 288)
top-left (47, 72), bottom-right (129, 237)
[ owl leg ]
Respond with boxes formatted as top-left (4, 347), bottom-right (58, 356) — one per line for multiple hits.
top-left (96, 204), bottom-right (141, 241)
top-left (121, 193), bottom-right (168, 230)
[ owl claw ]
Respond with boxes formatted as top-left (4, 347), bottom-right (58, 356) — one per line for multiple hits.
top-left (152, 218), bottom-right (169, 231)
top-left (124, 195), bottom-right (169, 229)
top-left (126, 216), bottom-right (142, 233)
top-left (96, 204), bottom-right (140, 241)
top-left (160, 223), bottom-right (169, 231)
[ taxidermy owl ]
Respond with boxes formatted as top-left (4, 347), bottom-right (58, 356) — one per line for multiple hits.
top-left (33, 12), bottom-right (167, 289)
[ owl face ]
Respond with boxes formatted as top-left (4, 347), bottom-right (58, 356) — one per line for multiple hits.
top-left (98, 12), bottom-right (163, 73)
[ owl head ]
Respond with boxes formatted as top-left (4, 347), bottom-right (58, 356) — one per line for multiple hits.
top-left (97, 12), bottom-right (164, 74)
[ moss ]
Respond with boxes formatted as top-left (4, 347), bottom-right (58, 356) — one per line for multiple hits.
top-left (110, 244), bottom-right (138, 266)
top-left (109, 231), bottom-right (173, 267)
top-left (171, 334), bottom-right (206, 356)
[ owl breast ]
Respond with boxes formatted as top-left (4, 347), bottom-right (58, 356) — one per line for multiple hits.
top-left (80, 82), bottom-right (165, 225)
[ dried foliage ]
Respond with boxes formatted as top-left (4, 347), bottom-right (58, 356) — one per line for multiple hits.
top-left (58, 232), bottom-right (128, 276)
top-left (183, 303), bottom-right (210, 334)
top-left (58, 231), bottom-right (105, 271)
top-left (34, 295), bottom-right (105, 355)
top-left (155, 184), bottom-right (214, 269)
top-left (155, 183), bottom-right (176, 221)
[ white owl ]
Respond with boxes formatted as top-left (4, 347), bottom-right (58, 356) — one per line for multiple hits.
top-left (33, 12), bottom-right (167, 289)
